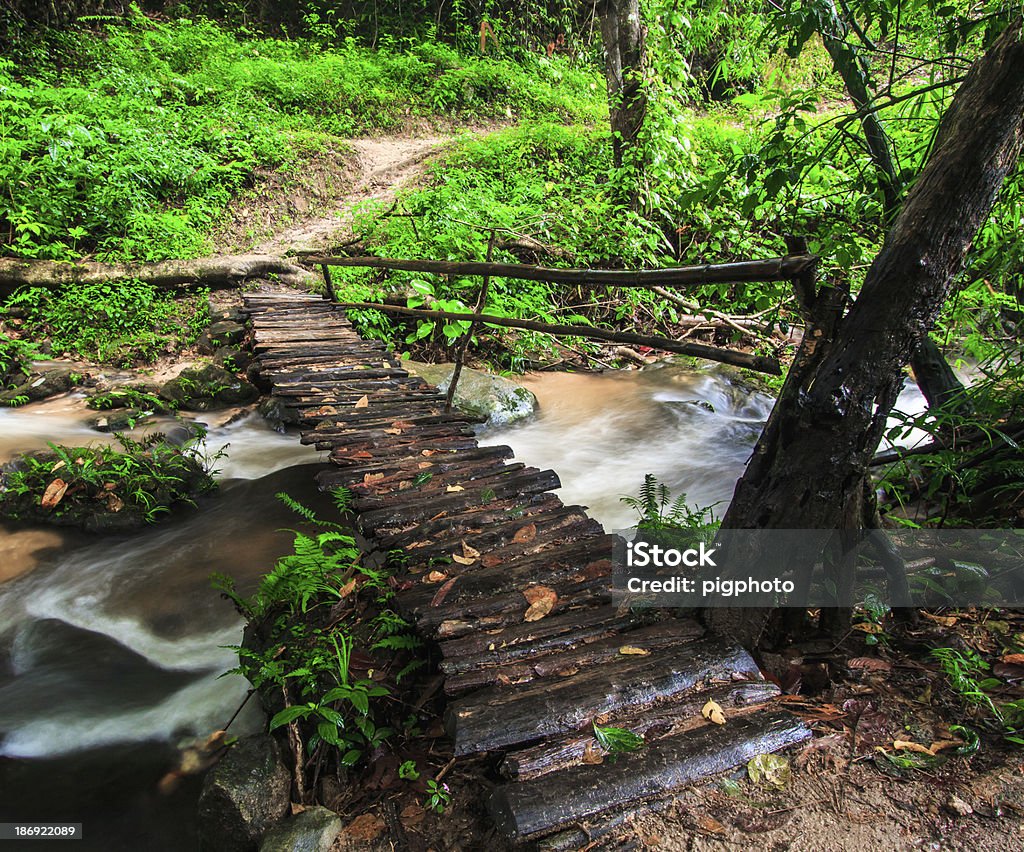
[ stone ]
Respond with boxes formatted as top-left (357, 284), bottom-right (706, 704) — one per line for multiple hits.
top-left (197, 734), bottom-right (292, 852)
top-left (90, 409), bottom-right (150, 433)
top-left (401, 360), bottom-right (537, 427)
top-left (0, 368), bottom-right (75, 406)
top-left (197, 320), bottom-right (247, 355)
top-left (214, 346), bottom-right (255, 373)
top-left (159, 364), bottom-right (259, 411)
top-left (258, 397), bottom-right (300, 431)
top-left (259, 807), bottom-right (343, 852)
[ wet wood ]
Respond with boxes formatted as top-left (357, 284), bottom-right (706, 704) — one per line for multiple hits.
top-left (446, 638), bottom-right (760, 754)
top-left (487, 710), bottom-right (811, 840)
top-left (502, 680), bottom-right (780, 780)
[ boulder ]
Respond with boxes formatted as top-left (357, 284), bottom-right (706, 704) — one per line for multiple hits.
top-left (159, 364), bottom-right (259, 411)
top-left (214, 346), bottom-right (255, 374)
top-left (90, 409), bottom-right (151, 433)
top-left (0, 368), bottom-right (74, 406)
top-left (257, 397), bottom-right (300, 432)
top-left (197, 734), bottom-right (292, 852)
top-left (259, 807), bottom-right (343, 852)
top-left (197, 320), bottom-right (247, 355)
top-left (401, 360), bottom-right (537, 427)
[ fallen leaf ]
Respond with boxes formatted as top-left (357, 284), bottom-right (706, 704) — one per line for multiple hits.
top-left (893, 740), bottom-right (935, 755)
top-left (462, 541), bottom-right (481, 558)
top-left (1001, 653), bottom-right (1024, 665)
top-left (418, 462), bottom-right (433, 469)
top-left (421, 450), bottom-right (435, 456)
top-left (362, 472), bottom-right (385, 484)
top-left (399, 803), bottom-right (424, 829)
top-left (581, 743), bottom-right (604, 764)
top-left (40, 478), bottom-right (68, 509)
top-left (701, 700), bottom-right (727, 725)
top-left (106, 493), bottom-right (124, 512)
top-left (316, 405), bottom-right (337, 415)
top-left (383, 428), bottom-right (402, 435)
top-left (747, 753), bottom-right (791, 789)
top-left (338, 578), bottom-right (358, 598)
top-left (921, 612), bottom-right (958, 627)
top-left (426, 570), bottom-right (448, 583)
top-left (354, 395), bottom-right (369, 408)
top-left (695, 815), bottom-right (726, 835)
top-left (928, 739), bottom-right (964, 753)
top-left (451, 554), bottom-right (476, 565)
top-left (446, 485), bottom-right (465, 492)
top-left (513, 523), bottom-right (537, 543)
top-left (619, 645), bottom-right (650, 656)
top-left (481, 555), bottom-right (502, 568)
top-left (345, 813), bottom-right (385, 842)
top-left (848, 657), bottom-right (892, 672)
top-left (853, 622), bottom-right (884, 634)
top-left (431, 577), bottom-right (458, 607)
top-left (50, 461), bottom-right (66, 472)
top-left (523, 585), bottom-right (557, 622)
top-left (391, 420), bottom-right (414, 429)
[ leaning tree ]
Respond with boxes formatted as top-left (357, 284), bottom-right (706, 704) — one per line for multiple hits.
top-left (705, 17), bottom-right (1024, 647)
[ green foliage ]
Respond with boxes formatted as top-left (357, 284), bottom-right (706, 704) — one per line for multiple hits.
top-left (1, 14), bottom-right (602, 262)
top-left (0, 333), bottom-right (41, 389)
top-left (621, 473), bottom-right (719, 537)
top-left (592, 721), bottom-right (645, 755)
top-left (215, 493), bottom-right (420, 771)
top-left (86, 387), bottom-right (171, 412)
top-left (424, 779), bottom-right (451, 814)
top-left (931, 646), bottom-right (1024, 745)
top-left (4, 281), bottom-right (209, 365)
top-left (0, 433), bottom-right (220, 528)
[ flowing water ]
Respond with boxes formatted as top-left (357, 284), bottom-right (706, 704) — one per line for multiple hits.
top-left (0, 367), bottom-right (932, 849)
top-left (0, 401), bottom-right (329, 849)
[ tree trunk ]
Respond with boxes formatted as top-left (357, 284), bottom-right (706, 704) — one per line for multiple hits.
top-left (598, 0), bottom-right (646, 175)
top-left (706, 19), bottom-right (1024, 647)
top-left (0, 255), bottom-right (312, 294)
top-left (818, 0), bottom-right (969, 411)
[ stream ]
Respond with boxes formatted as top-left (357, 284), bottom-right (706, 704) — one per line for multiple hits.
top-left (0, 364), bottom-right (929, 848)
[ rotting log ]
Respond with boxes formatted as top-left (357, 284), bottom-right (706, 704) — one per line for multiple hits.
top-left (331, 302), bottom-right (782, 375)
top-left (445, 639), bottom-right (760, 755)
top-left (0, 254), bottom-right (312, 292)
top-left (487, 710), bottom-right (810, 841)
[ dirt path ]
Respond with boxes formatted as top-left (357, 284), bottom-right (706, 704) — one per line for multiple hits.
top-left (253, 135), bottom-right (450, 257)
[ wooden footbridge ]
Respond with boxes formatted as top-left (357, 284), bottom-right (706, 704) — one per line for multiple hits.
top-left (242, 287), bottom-right (810, 847)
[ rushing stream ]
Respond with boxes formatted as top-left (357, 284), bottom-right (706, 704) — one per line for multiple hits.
top-left (0, 365), bottom-right (931, 848)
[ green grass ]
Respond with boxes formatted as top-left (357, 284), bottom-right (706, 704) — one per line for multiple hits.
top-left (0, 12), bottom-right (604, 263)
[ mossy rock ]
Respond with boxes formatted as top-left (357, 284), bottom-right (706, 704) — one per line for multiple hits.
top-left (159, 364), bottom-right (259, 411)
top-left (0, 368), bottom-right (75, 406)
top-left (402, 360), bottom-right (537, 427)
top-left (197, 320), bottom-right (247, 355)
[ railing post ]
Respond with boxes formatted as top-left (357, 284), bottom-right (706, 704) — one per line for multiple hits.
top-left (446, 228), bottom-right (497, 413)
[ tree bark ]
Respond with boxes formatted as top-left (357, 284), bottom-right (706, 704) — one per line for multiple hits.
top-left (597, 0), bottom-right (646, 201)
top-left (818, 0), bottom-right (969, 410)
top-left (706, 19), bottom-right (1024, 647)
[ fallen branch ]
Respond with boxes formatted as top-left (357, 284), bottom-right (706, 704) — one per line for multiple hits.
top-left (333, 301), bottom-right (782, 374)
top-left (0, 254), bottom-right (313, 292)
top-left (310, 253), bottom-right (817, 288)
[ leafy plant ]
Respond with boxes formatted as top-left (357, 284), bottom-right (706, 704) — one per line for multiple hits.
top-left (424, 779), bottom-right (451, 814)
top-left (0, 334), bottom-right (41, 389)
top-left (621, 473), bottom-right (720, 536)
top-left (592, 721), bottom-right (645, 755)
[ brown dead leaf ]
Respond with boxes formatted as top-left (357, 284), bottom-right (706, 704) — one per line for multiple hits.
top-left (431, 577), bottom-right (458, 607)
top-left (50, 460), bottom-right (66, 473)
top-left (695, 815), bottom-right (726, 835)
top-left (391, 420), bottom-right (414, 429)
top-left (481, 554), bottom-right (502, 568)
top-left (581, 743), bottom-right (604, 764)
top-left (40, 478), bottom-right (68, 509)
top-left (523, 585), bottom-right (557, 622)
top-left (848, 657), bottom-right (892, 672)
top-left (893, 740), bottom-right (935, 755)
top-left (446, 485), bottom-right (465, 492)
top-left (853, 622), bottom-right (884, 634)
top-left (513, 523), bottom-right (537, 543)
top-left (106, 493), bottom-right (124, 513)
top-left (921, 612), bottom-right (958, 627)
top-left (451, 554), bottom-right (476, 566)
top-left (362, 472), bottom-right (385, 485)
top-left (619, 645), bottom-right (651, 656)
top-left (1001, 653), bottom-right (1024, 665)
top-left (426, 570), bottom-right (448, 583)
top-left (701, 700), bottom-right (727, 725)
top-left (354, 395), bottom-right (369, 408)
top-left (928, 739), bottom-right (964, 753)
top-left (421, 449), bottom-right (435, 456)
top-left (399, 803), bottom-right (425, 829)
top-left (462, 541), bottom-right (481, 558)
top-left (383, 428), bottom-right (402, 435)
top-left (339, 578), bottom-right (358, 598)
top-left (345, 813), bottom-right (385, 842)
top-left (316, 405), bottom-right (338, 416)
top-left (418, 461), bottom-right (433, 469)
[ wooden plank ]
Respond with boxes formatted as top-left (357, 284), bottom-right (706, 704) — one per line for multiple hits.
top-left (488, 711), bottom-right (809, 841)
